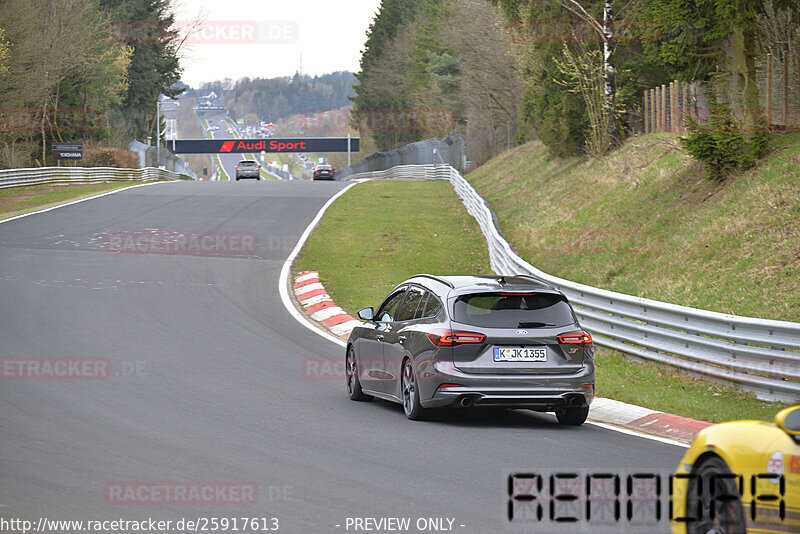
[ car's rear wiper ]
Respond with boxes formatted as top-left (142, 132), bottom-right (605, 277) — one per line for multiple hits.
top-left (517, 321), bottom-right (556, 328)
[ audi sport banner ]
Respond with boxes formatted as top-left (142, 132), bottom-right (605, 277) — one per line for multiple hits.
top-left (170, 138), bottom-right (360, 154)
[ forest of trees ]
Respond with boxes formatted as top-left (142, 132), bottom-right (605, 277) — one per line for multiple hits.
top-left (194, 72), bottom-right (356, 124)
top-left (2, 0), bottom-right (798, 171)
top-left (353, 0), bottom-right (800, 166)
top-left (0, 0), bottom-right (183, 168)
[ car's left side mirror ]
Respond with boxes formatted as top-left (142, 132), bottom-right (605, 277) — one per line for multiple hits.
top-left (357, 307), bottom-right (374, 321)
top-left (775, 406), bottom-right (800, 443)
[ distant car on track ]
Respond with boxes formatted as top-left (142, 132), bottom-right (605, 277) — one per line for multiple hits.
top-left (346, 274), bottom-right (595, 423)
top-left (313, 164), bottom-right (335, 180)
top-left (235, 160), bottom-right (260, 181)
top-left (670, 406), bottom-right (800, 534)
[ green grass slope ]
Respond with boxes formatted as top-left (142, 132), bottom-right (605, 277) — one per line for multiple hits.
top-left (466, 133), bottom-right (800, 322)
top-left (293, 179), bottom-right (788, 422)
top-left (294, 181), bottom-right (491, 313)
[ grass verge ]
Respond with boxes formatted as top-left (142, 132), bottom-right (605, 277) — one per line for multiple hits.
top-left (294, 180), bottom-right (491, 312)
top-left (200, 117), bottom-right (230, 181)
top-left (597, 351), bottom-right (787, 423)
top-left (465, 134), bottom-right (800, 322)
top-left (294, 179), bottom-right (790, 423)
top-left (213, 154), bottom-right (230, 181)
top-left (0, 182), bottom-right (147, 221)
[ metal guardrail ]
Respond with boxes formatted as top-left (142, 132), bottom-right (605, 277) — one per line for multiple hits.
top-left (264, 165), bottom-right (292, 180)
top-left (336, 133), bottom-right (467, 179)
top-left (0, 166), bottom-right (194, 190)
top-left (130, 140), bottom-right (198, 180)
top-left (347, 164), bottom-right (800, 402)
top-left (342, 164), bottom-right (452, 181)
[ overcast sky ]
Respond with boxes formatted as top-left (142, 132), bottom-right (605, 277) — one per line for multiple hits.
top-left (173, 0), bottom-right (382, 87)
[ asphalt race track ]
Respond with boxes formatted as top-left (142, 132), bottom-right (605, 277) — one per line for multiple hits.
top-left (203, 114), bottom-right (267, 180)
top-left (0, 181), bottom-right (685, 533)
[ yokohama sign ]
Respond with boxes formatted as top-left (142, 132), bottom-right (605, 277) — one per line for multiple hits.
top-left (170, 138), bottom-right (360, 154)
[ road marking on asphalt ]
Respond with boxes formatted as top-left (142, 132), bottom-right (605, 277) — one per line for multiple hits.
top-left (587, 420), bottom-right (688, 448)
top-left (278, 182), bottom-right (358, 348)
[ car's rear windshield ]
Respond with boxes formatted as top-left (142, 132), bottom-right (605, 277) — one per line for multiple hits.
top-left (239, 161), bottom-right (257, 166)
top-left (452, 292), bottom-right (575, 328)
top-left (316, 165), bottom-right (332, 170)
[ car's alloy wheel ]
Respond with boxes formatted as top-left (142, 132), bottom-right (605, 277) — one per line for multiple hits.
top-left (401, 359), bottom-right (426, 420)
top-left (346, 347), bottom-right (371, 401)
top-left (555, 405), bottom-right (589, 425)
top-left (686, 456), bottom-right (746, 534)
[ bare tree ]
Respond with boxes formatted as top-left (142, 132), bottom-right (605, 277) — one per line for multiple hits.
top-left (0, 0), bottom-right (130, 164)
top-left (556, 0), bottom-right (618, 147)
top-left (438, 0), bottom-right (522, 163)
top-left (757, 0), bottom-right (797, 56)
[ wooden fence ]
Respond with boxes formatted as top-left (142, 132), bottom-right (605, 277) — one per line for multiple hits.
top-left (643, 51), bottom-right (800, 133)
top-left (643, 81), bottom-right (697, 134)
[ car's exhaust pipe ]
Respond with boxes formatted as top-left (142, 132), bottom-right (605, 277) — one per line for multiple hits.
top-left (565, 394), bottom-right (584, 407)
top-left (459, 396), bottom-right (475, 408)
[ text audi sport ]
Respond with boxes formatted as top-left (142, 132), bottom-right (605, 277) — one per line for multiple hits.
top-left (346, 274), bottom-right (595, 424)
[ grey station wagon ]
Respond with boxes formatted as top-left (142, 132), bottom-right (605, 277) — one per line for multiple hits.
top-left (346, 274), bottom-right (595, 425)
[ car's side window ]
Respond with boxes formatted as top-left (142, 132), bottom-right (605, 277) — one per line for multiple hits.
top-left (376, 290), bottom-right (406, 323)
top-left (420, 292), bottom-right (443, 319)
top-left (394, 286), bottom-right (426, 322)
top-left (413, 293), bottom-right (430, 320)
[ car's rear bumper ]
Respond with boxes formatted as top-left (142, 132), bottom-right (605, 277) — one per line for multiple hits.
top-left (419, 360), bottom-right (595, 410)
top-left (423, 388), bottom-right (594, 410)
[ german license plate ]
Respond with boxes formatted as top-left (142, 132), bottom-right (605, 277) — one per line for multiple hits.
top-left (493, 347), bottom-right (547, 362)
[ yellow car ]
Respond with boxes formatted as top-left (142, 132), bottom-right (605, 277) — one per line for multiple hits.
top-left (671, 406), bottom-right (800, 534)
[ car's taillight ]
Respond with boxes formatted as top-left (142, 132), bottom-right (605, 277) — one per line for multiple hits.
top-left (236, 166), bottom-right (240, 171)
top-left (427, 329), bottom-right (486, 347)
top-left (557, 330), bottom-right (593, 345)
